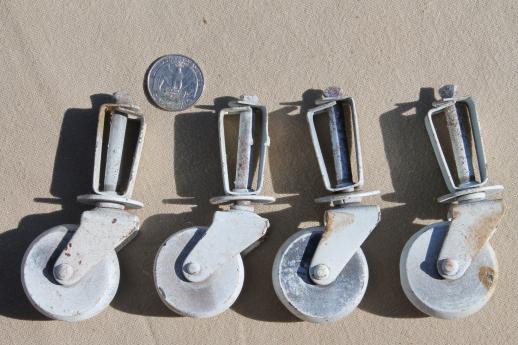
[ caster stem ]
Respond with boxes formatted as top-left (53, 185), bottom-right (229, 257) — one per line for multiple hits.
top-left (104, 111), bottom-right (127, 192)
top-left (325, 88), bottom-right (353, 188)
top-left (439, 84), bottom-right (475, 187)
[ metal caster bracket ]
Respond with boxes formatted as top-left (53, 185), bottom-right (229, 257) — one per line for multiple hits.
top-left (306, 87), bottom-right (380, 287)
top-left (400, 85), bottom-right (506, 319)
top-left (273, 87), bottom-right (380, 322)
top-left (22, 92), bottom-right (146, 320)
top-left (154, 95), bottom-right (274, 317)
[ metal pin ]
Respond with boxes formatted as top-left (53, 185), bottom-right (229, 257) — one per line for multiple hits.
top-left (439, 84), bottom-right (475, 187)
top-left (328, 102), bottom-right (353, 187)
top-left (234, 107), bottom-right (254, 192)
top-left (103, 93), bottom-right (132, 193)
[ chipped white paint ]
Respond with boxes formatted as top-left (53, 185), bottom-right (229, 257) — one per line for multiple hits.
top-left (182, 210), bottom-right (269, 283)
top-left (53, 207), bottom-right (139, 286)
top-left (21, 93), bottom-right (146, 321)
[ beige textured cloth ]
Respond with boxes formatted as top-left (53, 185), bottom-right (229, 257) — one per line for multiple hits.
top-left (0, 1), bottom-right (517, 344)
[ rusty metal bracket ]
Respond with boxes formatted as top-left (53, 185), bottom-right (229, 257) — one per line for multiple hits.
top-left (425, 85), bottom-right (506, 279)
top-left (399, 85), bottom-right (506, 319)
top-left (309, 205), bottom-right (380, 286)
top-left (438, 199), bottom-right (505, 280)
top-left (426, 96), bottom-right (485, 193)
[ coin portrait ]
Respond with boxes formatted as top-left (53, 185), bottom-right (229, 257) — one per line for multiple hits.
top-left (146, 54), bottom-right (204, 111)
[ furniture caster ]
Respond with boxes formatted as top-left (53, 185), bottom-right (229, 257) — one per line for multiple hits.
top-left (400, 85), bottom-right (505, 319)
top-left (154, 95), bottom-right (275, 317)
top-left (272, 87), bottom-right (380, 323)
top-left (21, 92), bottom-right (146, 321)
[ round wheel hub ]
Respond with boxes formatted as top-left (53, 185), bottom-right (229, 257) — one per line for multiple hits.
top-left (21, 224), bottom-right (120, 321)
top-left (272, 227), bottom-right (368, 323)
top-left (154, 227), bottom-right (244, 318)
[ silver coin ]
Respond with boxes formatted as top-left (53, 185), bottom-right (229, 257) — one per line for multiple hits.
top-left (146, 54), bottom-right (204, 111)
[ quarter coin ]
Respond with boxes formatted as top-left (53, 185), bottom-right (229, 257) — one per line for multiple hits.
top-left (146, 54), bottom-right (204, 111)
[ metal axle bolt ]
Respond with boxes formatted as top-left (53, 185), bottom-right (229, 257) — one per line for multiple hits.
top-left (439, 84), bottom-right (475, 187)
top-left (103, 92), bottom-right (134, 193)
top-left (323, 86), bottom-right (344, 98)
top-left (239, 94), bottom-right (259, 105)
top-left (311, 264), bottom-right (330, 280)
top-left (53, 263), bottom-right (74, 281)
top-left (322, 87), bottom-right (353, 188)
top-left (440, 258), bottom-right (459, 276)
top-left (184, 262), bottom-right (201, 275)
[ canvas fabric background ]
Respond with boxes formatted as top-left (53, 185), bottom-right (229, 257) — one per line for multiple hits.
top-left (0, 1), bottom-right (516, 344)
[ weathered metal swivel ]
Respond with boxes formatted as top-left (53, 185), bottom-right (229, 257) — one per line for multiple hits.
top-left (272, 87), bottom-right (380, 323)
top-left (21, 92), bottom-right (146, 321)
top-left (400, 85), bottom-right (506, 319)
top-left (154, 95), bottom-right (275, 318)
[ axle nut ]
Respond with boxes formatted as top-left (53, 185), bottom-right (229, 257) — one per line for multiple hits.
top-left (53, 263), bottom-right (74, 281)
top-left (184, 262), bottom-right (201, 275)
top-left (440, 258), bottom-right (459, 276)
top-left (311, 264), bottom-right (330, 280)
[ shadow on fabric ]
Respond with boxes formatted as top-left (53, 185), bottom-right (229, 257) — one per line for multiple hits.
top-left (0, 94), bottom-right (112, 320)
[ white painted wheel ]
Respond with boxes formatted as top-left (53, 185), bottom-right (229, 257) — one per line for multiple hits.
top-left (154, 227), bottom-right (244, 318)
top-left (400, 221), bottom-right (498, 319)
top-left (21, 224), bottom-right (120, 321)
top-left (272, 227), bottom-right (368, 323)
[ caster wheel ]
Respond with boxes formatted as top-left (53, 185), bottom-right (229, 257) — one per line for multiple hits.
top-left (154, 227), bottom-right (244, 318)
top-left (400, 221), bottom-right (498, 319)
top-left (21, 224), bottom-right (120, 321)
top-left (272, 227), bottom-right (368, 323)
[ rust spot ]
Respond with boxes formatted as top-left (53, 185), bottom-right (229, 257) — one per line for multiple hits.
top-left (450, 201), bottom-right (505, 256)
top-left (479, 266), bottom-right (496, 291)
top-left (322, 211), bottom-right (355, 241)
top-left (202, 17), bottom-right (207, 24)
top-left (65, 253), bottom-right (71, 257)
top-left (451, 209), bottom-right (460, 219)
top-left (112, 218), bottom-right (117, 224)
top-left (68, 243), bottom-right (72, 248)
top-left (473, 220), bottom-right (498, 253)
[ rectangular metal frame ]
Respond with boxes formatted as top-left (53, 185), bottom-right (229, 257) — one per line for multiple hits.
top-left (425, 97), bottom-right (487, 192)
top-left (218, 104), bottom-right (270, 195)
top-left (307, 97), bottom-right (364, 192)
top-left (92, 104), bottom-right (146, 198)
